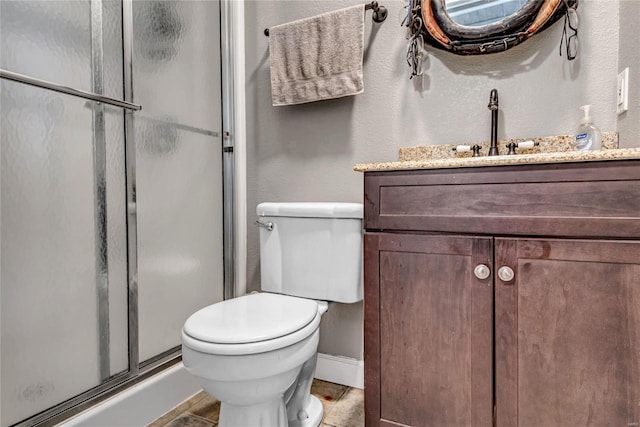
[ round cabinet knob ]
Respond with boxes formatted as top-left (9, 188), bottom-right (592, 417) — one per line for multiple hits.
top-left (474, 264), bottom-right (491, 280)
top-left (498, 266), bottom-right (515, 282)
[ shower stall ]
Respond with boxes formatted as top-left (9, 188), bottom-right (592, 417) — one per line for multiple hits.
top-left (0, 0), bottom-right (230, 425)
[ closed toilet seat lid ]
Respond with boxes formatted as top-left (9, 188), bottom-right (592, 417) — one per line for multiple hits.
top-left (183, 293), bottom-right (319, 344)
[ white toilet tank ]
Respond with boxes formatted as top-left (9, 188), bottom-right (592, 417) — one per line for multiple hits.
top-left (257, 202), bottom-right (363, 303)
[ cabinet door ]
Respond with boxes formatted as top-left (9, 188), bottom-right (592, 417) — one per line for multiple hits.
top-left (495, 238), bottom-right (640, 427)
top-left (364, 233), bottom-right (493, 427)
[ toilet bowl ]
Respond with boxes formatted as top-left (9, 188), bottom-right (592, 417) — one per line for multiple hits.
top-left (182, 202), bottom-right (363, 427)
top-left (182, 293), bottom-right (328, 427)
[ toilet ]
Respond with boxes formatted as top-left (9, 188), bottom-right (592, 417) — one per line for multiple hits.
top-left (181, 202), bottom-right (363, 427)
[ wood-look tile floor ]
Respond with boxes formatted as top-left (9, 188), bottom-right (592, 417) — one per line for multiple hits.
top-left (147, 379), bottom-right (363, 427)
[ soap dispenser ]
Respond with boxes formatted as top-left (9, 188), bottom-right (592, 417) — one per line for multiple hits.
top-left (574, 105), bottom-right (602, 151)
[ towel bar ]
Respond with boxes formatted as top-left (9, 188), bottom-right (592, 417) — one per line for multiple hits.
top-left (264, 1), bottom-right (387, 36)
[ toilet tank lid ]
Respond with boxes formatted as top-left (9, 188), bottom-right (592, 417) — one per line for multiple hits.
top-left (257, 202), bottom-right (363, 219)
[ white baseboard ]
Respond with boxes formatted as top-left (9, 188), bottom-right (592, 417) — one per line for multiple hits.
top-left (61, 363), bottom-right (200, 427)
top-left (314, 353), bottom-right (364, 389)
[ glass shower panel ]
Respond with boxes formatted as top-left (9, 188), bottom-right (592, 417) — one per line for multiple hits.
top-left (136, 127), bottom-right (224, 362)
top-left (132, 0), bottom-right (224, 363)
top-left (0, 81), bottom-right (127, 425)
top-left (0, 0), bottom-right (124, 99)
top-left (132, 0), bottom-right (222, 130)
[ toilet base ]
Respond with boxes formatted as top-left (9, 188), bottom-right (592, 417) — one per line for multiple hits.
top-left (219, 398), bottom-right (288, 427)
top-left (288, 395), bottom-right (323, 427)
top-left (217, 394), bottom-right (322, 427)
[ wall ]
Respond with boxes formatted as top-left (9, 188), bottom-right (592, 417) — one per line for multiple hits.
top-left (244, 0), bottom-right (631, 361)
top-left (618, 0), bottom-right (640, 148)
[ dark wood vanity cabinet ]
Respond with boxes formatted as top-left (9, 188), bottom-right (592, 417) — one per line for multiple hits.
top-left (364, 233), bottom-right (494, 426)
top-left (495, 238), bottom-right (640, 426)
top-left (363, 160), bottom-right (640, 427)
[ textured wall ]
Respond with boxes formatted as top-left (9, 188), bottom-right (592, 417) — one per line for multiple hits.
top-left (244, 0), bottom-right (626, 360)
top-left (618, 0), bottom-right (640, 148)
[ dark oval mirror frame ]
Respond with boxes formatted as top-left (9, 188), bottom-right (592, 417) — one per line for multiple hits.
top-left (415, 0), bottom-right (577, 55)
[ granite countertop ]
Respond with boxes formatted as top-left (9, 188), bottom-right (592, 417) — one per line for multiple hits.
top-left (354, 132), bottom-right (640, 172)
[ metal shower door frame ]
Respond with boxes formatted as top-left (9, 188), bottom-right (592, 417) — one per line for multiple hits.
top-left (8, 0), bottom-right (234, 424)
top-left (7, 0), bottom-right (139, 424)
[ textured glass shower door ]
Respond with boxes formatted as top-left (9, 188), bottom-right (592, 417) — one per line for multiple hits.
top-left (0, 0), bottom-right (224, 424)
top-left (0, 82), bottom-right (129, 427)
top-left (131, 0), bottom-right (224, 364)
top-left (0, 1), bottom-right (129, 425)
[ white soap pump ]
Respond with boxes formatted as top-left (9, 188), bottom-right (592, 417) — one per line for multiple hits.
top-left (574, 105), bottom-right (602, 151)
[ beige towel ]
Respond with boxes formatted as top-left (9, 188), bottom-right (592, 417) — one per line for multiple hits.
top-left (268, 5), bottom-right (365, 106)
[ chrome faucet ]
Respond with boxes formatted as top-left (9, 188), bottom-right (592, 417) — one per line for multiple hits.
top-left (488, 89), bottom-right (499, 156)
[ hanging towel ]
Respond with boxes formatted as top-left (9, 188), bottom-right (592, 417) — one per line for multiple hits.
top-left (268, 5), bottom-right (365, 106)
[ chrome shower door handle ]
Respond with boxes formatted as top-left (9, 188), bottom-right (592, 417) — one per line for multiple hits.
top-left (255, 220), bottom-right (274, 231)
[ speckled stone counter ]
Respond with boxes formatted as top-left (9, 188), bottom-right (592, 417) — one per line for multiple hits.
top-left (354, 132), bottom-right (640, 172)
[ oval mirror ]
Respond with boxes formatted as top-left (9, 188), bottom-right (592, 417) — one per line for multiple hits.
top-left (445, 0), bottom-right (529, 27)
top-left (412, 0), bottom-right (577, 55)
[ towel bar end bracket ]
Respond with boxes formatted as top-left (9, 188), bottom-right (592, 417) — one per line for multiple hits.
top-left (368, 1), bottom-right (388, 23)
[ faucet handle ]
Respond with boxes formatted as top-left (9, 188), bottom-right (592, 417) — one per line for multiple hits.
top-left (452, 144), bottom-right (482, 157)
top-left (517, 140), bottom-right (539, 150)
top-left (452, 145), bottom-right (471, 153)
top-left (507, 140), bottom-right (540, 155)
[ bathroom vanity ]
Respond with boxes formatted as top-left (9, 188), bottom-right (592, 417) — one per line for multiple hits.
top-left (360, 158), bottom-right (640, 426)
